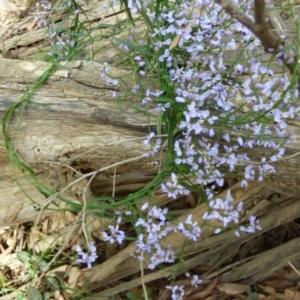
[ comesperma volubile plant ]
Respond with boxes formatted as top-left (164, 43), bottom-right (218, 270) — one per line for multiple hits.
top-left (2, 0), bottom-right (300, 298)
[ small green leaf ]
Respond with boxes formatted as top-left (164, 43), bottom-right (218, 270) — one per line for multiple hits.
top-left (27, 285), bottom-right (42, 300)
top-left (45, 276), bottom-right (61, 291)
top-left (16, 292), bottom-right (27, 300)
top-left (246, 288), bottom-right (258, 300)
top-left (17, 251), bottom-right (31, 264)
top-left (38, 259), bottom-right (49, 272)
top-left (126, 291), bottom-right (139, 300)
top-left (209, 253), bottom-right (221, 264)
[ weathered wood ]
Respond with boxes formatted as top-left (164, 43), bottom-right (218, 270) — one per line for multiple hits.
top-left (0, 57), bottom-right (300, 228)
top-left (0, 58), bottom-right (158, 227)
top-left (0, 59), bottom-right (155, 165)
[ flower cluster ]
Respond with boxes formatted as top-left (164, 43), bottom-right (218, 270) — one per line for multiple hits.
top-left (133, 204), bottom-right (202, 270)
top-left (100, 64), bottom-right (120, 87)
top-left (166, 285), bottom-right (185, 300)
top-left (47, 30), bottom-right (77, 61)
top-left (99, 64), bottom-right (120, 98)
top-left (33, 0), bottom-right (82, 61)
top-left (203, 190), bottom-right (244, 234)
top-left (161, 172), bottom-right (190, 199)
top-left (101, 217), bottom-right (125, 244)
top-left (77, 0), bottom-right (299, 297)
top-left (143, 132), bottom-right (162, 157)
top-left (177, 214), bottom-right (201, 242)
top-left (133, 203), bottom-right (176, 269)
top-left (75, 242), bottom-right (98, 269)
top-left (115, 0), bottom-right (299, 242)
top-left (127, 2), bottom-right (294, 192)
top-left (166, 274), bottom-right (202, 299)
top-left (32, 0), bottom-right (52, 28)
top-left (237, 215), bottom-right (262, 237)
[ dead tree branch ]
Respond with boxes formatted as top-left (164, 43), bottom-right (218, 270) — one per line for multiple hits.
top-left (215, 0), bottom-right (300, 86)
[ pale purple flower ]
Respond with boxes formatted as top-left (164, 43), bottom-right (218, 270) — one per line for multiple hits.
top-left (150, 138), bottom-right (162, 156)
top-left (222, 133), bottom-right (230, 142)
top-left (131, 84), bottom-right (140, 94)
top-left (174, 140), bottom-right (182, 156)
top-left (149, 90), bottom-right (164, 97)
top-left (75, 242), bottom-right (98, 269)
top-left (163, 11), bottom-right (175, 23)
top-left (161, 173), bottom-right (190, 199)
top-left (177, 214), bottom-right (201, 241)
top-left (179, 27), bottom-right (192, 40)
top-left (244, 164), bottom-right (255, 180)
top-left (102, 225), bottom-right (125, 244)
top-left (166, 285), bottom-right (185, 300)
top-left (226, 38), bottom-right (237, 50)
top-left (190, 274), bottom-right (202, 287)
top-left (148, 206), bottom-right (168, 221)
top-left (214, 228), bottom-right (221, 234)
top-left (175, 96), bottom-right (186, 103)
top-left (141, 202), bottom-right (149, 211)
top-left (239, 215), bottom-right (262, 234)
top-left (155, 103), bottom-right (170, 112)
top-left (143, 132), bottom-right (155, 145)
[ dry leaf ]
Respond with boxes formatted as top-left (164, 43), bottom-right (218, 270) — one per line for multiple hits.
top-left (68, 266), bottom-right (82, 289)
top-left (190, 277), bottom-right (218, 299)
top-left (285, 289), bottom-right (300, 300)
top-left (217, 283), bottom-right (249, 295)
top-left (0, 0), bottom-right (20, 21)
top-left (258, 284), bottom-right (277, 296)
top-left (0, 0), bottom-right (19, 13)
top-left (263, 279), bottom-right (294, 291)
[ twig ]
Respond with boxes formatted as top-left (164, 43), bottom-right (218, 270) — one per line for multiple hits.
top-left (288, 261), bottom-right (300, 277)
top-left (82, 188), bottom-right (89, 246)
top-left (140, 251), bottom-right (149, 300)
top-left (215, 0), bottom-right (279, 48)
top-left (215, 0), bottom-right (300, 86)
top-left (239, 149), bottom-right (300, 165)
top-left (254, 0), bottom-right (266, 25)
top-left (216, 0), bottom-right (282, 47)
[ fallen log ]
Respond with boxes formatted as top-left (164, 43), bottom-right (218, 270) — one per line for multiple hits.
top-left (1, 57), bottom-right (300, 226)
